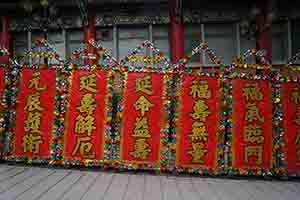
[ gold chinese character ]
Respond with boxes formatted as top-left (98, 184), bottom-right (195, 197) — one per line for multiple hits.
top-left (72, 136), bottom-right (95, 158)
top-left (244, 124), bottom-right (264, 144)
top-left (133, 117), bottom-right (151, 138)
top-left (131, 138), bottom-right (150, 159)
top-left (244, 146), bottom-right (263, 165)
top-left (28, 72), bottom-right (46, 92)
top-left (190, 100), bottom-right (210, 121)
top-left (134, 96), bottom-right (153, 116)
top-left (135, 75), bottom-right (153, 95)
top-left (78, 94), bottom-right (96, 115)
top-left (188, 143), bottom-right (207, 164)
top-left (80, 74), bottom-right (97, 93)
top-left (189, 121), bottom-right (208, 142)
top-left (190, 80), bottom-right (211, 99)
top-left (292, 88), bottom-right (300, 105)
top-left (245, 103), bottom-right (264, 123)
top-left (22, 133), bottom-right (42, 153)
top-left (242, 83), bottom-right (263, 102)
top-left (24, 112), bottom-right (42, 133)
top-left (24, 93), bottom-right (43, 112)
top-left (75, 115), bottom-right (96, 136)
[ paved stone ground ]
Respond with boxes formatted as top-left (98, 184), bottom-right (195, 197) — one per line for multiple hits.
top-left (0, 164), bottom-right (299, 200)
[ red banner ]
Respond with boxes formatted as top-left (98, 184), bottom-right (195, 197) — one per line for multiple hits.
top-left (15, 69), bottom-right (56, 158)
top-left (120, 73), bottom-right (164, 165)
top-left (64, 70), bottom-right (108, 161)
top-left (282, 83), bottom-right (300, 174)
top-left (176, 76), bottom-right (220, 169)
top-left (232, 79), bottom-right (272, 170)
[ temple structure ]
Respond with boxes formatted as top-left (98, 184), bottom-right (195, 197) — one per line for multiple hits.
top-left (0, 0), bottom-right (299, 65)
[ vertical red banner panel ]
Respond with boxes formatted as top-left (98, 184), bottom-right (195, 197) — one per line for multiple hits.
top-left (15, 69), bottom-right (56, 158)
top-left (232, 79), bottom-right (272, 170)
top-left (64, 70), bottom-right (107, 162)
top-left (121, 73), bottom-right (164, 165)
top-left (176, 76), bottom-right (220, 169)
top-left (282, 83), bottom-right (300, 174)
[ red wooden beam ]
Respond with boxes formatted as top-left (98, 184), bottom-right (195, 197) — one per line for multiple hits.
top-left (83, 1), bottom-right (96, 65)
top-left (256, 0), bottom-right (272, 64)
top-left (168, 0), bottom-right (184, 64)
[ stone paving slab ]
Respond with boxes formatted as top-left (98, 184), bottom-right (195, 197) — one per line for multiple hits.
top-left (0, 164), bottom-right (299, 200)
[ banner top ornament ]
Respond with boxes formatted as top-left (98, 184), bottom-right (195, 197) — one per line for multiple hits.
top-left (68, 39), bottom-right (120, 71)
top-left (288, 51), bottom-right (300, 66)
top-left (174, 42), bottom-right (224, 72)
top-left (120, 40), bottom-right (172, 73)
top-left (89, 39), bottom-right (121, 69)
top-left (232, 49), bottom-right (270, 68)
top-left (19, 38), bottom-right (64, 68)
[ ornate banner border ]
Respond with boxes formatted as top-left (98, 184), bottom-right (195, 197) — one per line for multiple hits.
top-left (173, 68), bottom-right (226, 175)
top-left (224, 65), bottom-right (280, 177)
top-left (110, 71), bottom-right (173, 173)
top-left (4, 64), bottom-right (63, 165)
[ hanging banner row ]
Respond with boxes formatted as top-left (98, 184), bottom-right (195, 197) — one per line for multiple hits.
top-left (0, 66), bottom-right (299, 177)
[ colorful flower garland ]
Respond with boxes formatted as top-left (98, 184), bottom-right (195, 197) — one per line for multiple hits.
top-left (3, 63), bottom-right (20, 162)
top-left (49, 64), bottom-right (71, 165)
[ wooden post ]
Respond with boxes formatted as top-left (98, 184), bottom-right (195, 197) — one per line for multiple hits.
top-left (169, 0), bottom-right (184, 64)
top-left (83, 2), bottom-right (96, 65)
top-left (256, 0), bottom-right (272, 64)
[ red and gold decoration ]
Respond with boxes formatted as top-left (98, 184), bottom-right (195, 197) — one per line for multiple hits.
top-left (175, 75), bottom-right (221, 174)
top-left (14, 69), bottom-right (56, 159)
top-left (121, 40), bottom-right (172, 73)
top-left (2, 39), bottom-right (300, 178)
top-left (282, 83), bottom-right (300, 175)
top-left (118, 72), bottom-right (169, 170)
top-left (231, 79), bottom-right (273, 174)
top-left (19, 38), bottom-right (64, 67)
top-left (64, 70), bottom-right (108, 164)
